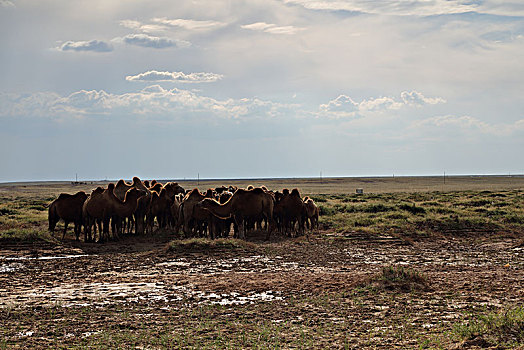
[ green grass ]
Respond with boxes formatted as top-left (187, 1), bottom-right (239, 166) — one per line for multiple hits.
top-left (318, 190), bottom-right (524, 237)
top-left (453, 306), bottom-right (524, 348)
top-left (0, 228), bottom-right (56, 243)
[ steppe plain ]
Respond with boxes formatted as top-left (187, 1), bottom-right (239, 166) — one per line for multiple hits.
top-left (0, 176), bottom-right (523, 349)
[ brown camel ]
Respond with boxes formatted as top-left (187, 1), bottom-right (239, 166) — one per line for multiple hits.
top-left (146, 188), bottom-right (172, 232)
top-left (134, 191), bottom-right (152, 235)
top-left (83, 184), bottom-right (142, 242)
top-left (82, 186), bottom-right (108, 242)
top-left (163, 182), bottom-right (186, 199)
top-left (113, 177), bottom-right (148, 234)
top-left (113, 176), bottom-right (148, 201)
top-left (179, 188), bottom-right (215, 237)
top-left (111, 187), bottom-right (144, 236)
top-left (48, 191), bottom-right (88, 240)
top-left (274, 188), bottom-right (306, 237)
top-left (303, 197), bottom-right (320, 231)
top-left (198, 187), bottom-right (275, 240)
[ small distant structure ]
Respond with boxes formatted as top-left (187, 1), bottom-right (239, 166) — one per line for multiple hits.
top-left (71, 173), bottom-right (87, 185)
top-left (356, 188), bottom-right (364, 195)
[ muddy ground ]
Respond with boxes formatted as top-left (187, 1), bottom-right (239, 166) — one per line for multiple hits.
top-left (1, 229), bottom-right (523, 349)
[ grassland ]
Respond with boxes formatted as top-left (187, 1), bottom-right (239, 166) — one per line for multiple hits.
top-left (0, 176), bottom-right (523, 349)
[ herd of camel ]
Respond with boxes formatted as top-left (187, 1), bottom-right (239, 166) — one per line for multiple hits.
top-left (48, 177), bottom-right (320, 243)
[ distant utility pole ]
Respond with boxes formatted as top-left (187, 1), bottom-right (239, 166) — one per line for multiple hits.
top-left (443, 171), bottom-right (446, 184)
top-left (197, 173), bottom-right (200, 186)
top-left (320, 170), bottom-right (323, 184)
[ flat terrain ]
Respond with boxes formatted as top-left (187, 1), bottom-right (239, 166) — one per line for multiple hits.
top-left (0, 177), bottom-right (523, 349)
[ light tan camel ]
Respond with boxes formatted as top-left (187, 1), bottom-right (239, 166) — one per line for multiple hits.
top-left (198, 187), bottom-right (275, 240)
top-left (303, 197), bottom-right (319, 231)
top-left (48, 191), bottom-right (88, 240)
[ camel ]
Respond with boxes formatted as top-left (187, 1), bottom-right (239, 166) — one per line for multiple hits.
top-left (113, 177), bottom-right (148, 201)
top-left (134, 191), bottom-right (152, 235)
top-left (111, 187), bottom-right (145, 237)
top-left (179, 188), bottom-right (215, 238)
top-left (83, 184), bottom-right (143, 242)
top-left (113, 177), bottom-right (149, 234)
top-left (170, 193), bottom-right (184, 232)
top-left (274, 188), bottom-right (306, 237)
top-left (146, 188), bottom-right (172, 232)
top-left (48, 191), bottom-right (88, 240)
top-left (303, 197), bottom-right (320, 231)
top-left (163, 182), bottom-right (186, 199)
top-left (82, 186), bottom-right (107, 242)
top-left (198, 187), bottom-right (275, 240)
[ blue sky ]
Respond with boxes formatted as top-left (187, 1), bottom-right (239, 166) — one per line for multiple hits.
top-left (1, 0), bottom-right (523, 182)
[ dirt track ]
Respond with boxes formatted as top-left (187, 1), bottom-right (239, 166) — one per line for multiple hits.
top-left (1, 230), bottom-right (523, 348)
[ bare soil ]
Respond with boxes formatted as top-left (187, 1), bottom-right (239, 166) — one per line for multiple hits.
top-left (1, 229), bottom-right (523, 349)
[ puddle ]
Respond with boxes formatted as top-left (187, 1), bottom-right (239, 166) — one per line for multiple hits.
top-left (2, 254), bottom-right (90, 261)
top-left (0, 262), bottom-right (24, 273)
top-left (2, 279), bottom-right (284, 309)
top-left (196, 291), bottom-right (283, 305)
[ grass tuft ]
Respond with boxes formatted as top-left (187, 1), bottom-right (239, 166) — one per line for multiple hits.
top-left (364, 265), bottom-right (430, 292)
top-left (454, 306), bottom-right (524, 348)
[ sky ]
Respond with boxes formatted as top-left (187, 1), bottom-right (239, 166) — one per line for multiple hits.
top-left (1, 0), bottom-right (523, 182)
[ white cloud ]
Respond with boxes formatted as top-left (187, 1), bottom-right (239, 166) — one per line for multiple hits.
top-left (401, 91), bottom-right (446, 106)
top-left (152, 17), bottom-right (226, 31)
top-left (121, 34), bottom-right (178, 49)
top-left (119, 20), bottom-right (168, 34)
top-left (58, 40), bottom-right (113, 52)
top-left (0, 0), bottom-right (14, 8)
top-left (410, 115), bottom-right (524, 136)
top-left (319, 95), bottom-right (358, 114)
top-left (319, 91), bottom-right (444, 117)
top-left (282, 0), bottom-right (524, 17)
top-left (125, 70), bottom-right (224, 83)
top-left (241, 22), bottom-right (305, 35)
top-left (0, 87), bottom-right (297, 120)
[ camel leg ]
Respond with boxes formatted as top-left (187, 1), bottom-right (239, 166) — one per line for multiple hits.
top-left (62, 221), bottom-right (69, 240)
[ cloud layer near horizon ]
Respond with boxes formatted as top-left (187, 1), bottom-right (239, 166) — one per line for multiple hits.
top-left (0, 0), bottom-right (523, 180)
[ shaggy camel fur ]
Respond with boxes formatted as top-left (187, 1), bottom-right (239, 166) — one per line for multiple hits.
top-left (198, 187), bottom-right (275, 240)
top-left (303, 197), bottom-right (319, 231)
top-left (114, 177), bottom-right (148, 201)
top-left (163, 182), bottom-right (186, 199)
top-left (180, 189), bottom-right (215, 238)
top-left (83, 184), bottom-right (142, 242)
top-left (48, 191), bottom-right (88, 240)
top-left (147, 188), bottom-right (172, 232)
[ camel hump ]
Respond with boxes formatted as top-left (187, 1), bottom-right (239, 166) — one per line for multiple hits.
top-left (107, 183), bottom-right (115, 190)
top-left (282, 188), bottom-right (290, 195)
top-left (132, 176), bottom-right (141, 183)
top-left (57, 193), bottom-right (72, 200)
top-left (251, 187), bottom-right (265, 194)
top-left (116, 179), bottom-right (125, 185)
top-left (291, 188), bottom-right (301, 197)
top-left (74, 191), bottom-right (88, 199)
